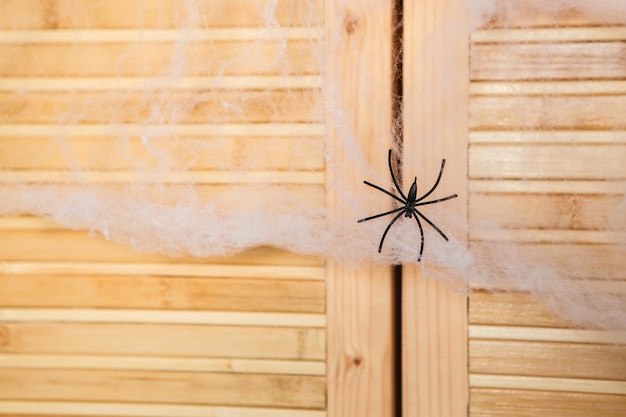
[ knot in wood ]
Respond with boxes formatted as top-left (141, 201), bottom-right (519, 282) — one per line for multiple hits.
top-left (352, 355), bottom-right (363, 366)
top-left (0, 325), bottom-right (11, 352)
top-left (343, 13), bottom-right (358, 34)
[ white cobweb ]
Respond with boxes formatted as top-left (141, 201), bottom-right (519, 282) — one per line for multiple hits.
top-left (0, 0), bottom-right (625, 332)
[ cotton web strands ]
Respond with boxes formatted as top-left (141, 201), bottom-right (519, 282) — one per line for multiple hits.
top-left (0, 0), bottom-right (625, 332)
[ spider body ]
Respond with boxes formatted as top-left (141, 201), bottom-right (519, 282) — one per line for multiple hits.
top-left (358, 149), bottom-right (457, 261)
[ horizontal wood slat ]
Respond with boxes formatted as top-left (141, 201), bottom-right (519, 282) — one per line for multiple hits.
top-left (470, 374), bottom-right (626, 395)
top-left (0, 354), bottom-right (325, 375)
top-left (0, 275), bottom-right (325, 313)
top-left (471, 42), bottom-right (626, 81)
top-left (0, 42), bottom-right (318, 76)
top-left (0, 0), bottom-right (324, 29)
top-left (0, 28), bottom-right (324, 43)
top-left (0, 322), bottom-right (325, 359)
top-left (0, 401), bottom-right (326, 417)
top-left (470, 339), bottom-right (626, 380)
top-left (470, 389), bottom-right (626, 417)
top-left (469, 144), bottom-right (626, 180)
top-left (0, 368), bottom-right (325, 409)
top-left (0, 91), bottom-right (321, 124)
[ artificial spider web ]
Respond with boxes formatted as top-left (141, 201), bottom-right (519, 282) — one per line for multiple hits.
top-left (358, 149), bottom-right (458, 261)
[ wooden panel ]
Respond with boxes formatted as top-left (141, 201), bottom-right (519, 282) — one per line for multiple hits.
top-left (0, 41), bottom-right (318, 76)
top-left (470, 340), bottom-right (626, 380)
top-left (469, 16), bottom-right (626, 417)
top-left (0, 1), bottom-right (328, 415)
top-left (0, 322), bottom-right (324, 359)
top-left (469, 144), bottom-right (626, 180)
top-left (471, 42), bottom-right (626, 81)
top-left (470, 291), bottom-right (574, 327)
top-left (0, 369), bottom-right (325, 409)
top-left (470, 95), bottom-right (626, 130)
top-left (0, 91), bottom-right (321, 123)
top-left (402, 1), bottom-right (469, 417)
top-left (471, 389), bottom-right (626, 417)
top-left (0, 275), bottom-right (325, 313)
top-left (0, 0), bottom-right (325, 29)
top-left (324, 1), bottom-right (396, 417)
top-left (0, 136), bottom-right (324, 171)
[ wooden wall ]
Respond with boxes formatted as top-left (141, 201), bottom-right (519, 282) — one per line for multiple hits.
top-left (1, 1), bottom-right (626, 417)
top-left (468, 13), bottom-right (626, 417)
top-left (0, 1), bottom-right (332, 416)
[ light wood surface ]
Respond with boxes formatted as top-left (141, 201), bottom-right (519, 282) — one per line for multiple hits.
top-left (0, 1), bottom-right (328, 416)
top-left (468, 17), bottom-right (626, 416)
top-left (325, 1), bottom-right (396, 417)
top-left (402, 1), bottom-right (469, 417)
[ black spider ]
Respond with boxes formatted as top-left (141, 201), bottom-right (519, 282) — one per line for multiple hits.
top-left (358, 149), bottom-right (458, 261)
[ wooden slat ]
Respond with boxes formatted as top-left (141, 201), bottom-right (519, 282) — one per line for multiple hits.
top-left (470, 229), bottom-right (620, 245)
top-left (470, 325), bottom-right (626, 344)
top-left (0, 0), bottom-right (325, 29)
top-left (0, 137), bottom-right (324, 171)
top-left (472, 27), bottom-right (626, 43)
top-left (470, 340), bottom-right (626, 380)
top-left (470, 81), bottom-right (626, 95)
top-left (0, 308), bottom-right (325, 327)
top-left (471, 42), bottom-right (626, 81)
top-left (0, 354), bottom-right (325, 375)
top-left (0, 170), bottom-right (324, 185)
top-left (470, 374), bottom-right (626, 395)
top-left (0, 369), bottom-right (325, 409)
top-left (470, 389), bottom-right (626, 417)
top-left (470, 291), bottom-right (579, 327)
top-left (0, 275), bottom-right (325, 313)
top-left (0, 42), bottom-right (318, 76)
top-left (0, 76), bottom-right (322, 90)
top-left (470, 96), bottom-right (626, 129)
top-left (469, 179), bottom-right (626, 194)
top-left (0, 90), bottom-right (321, 123)
top-left (470, 193), bottom-right (621, 230)
top-left (0, 401), bottom-right (326, 417)
top-left (324, 0), bottom-right (396, 416)
top-left (469, 144), bottom-right (626, 180)
top-left (0, 123), bottom-right (324, 137)
top-left (0, 323), bottom-right (325, 359)
top-left (470, 131), bottom-right (626, 145)
top-left (469, 243), bottom-right (625, 281)
top-left (0, 28), bottom-right (324, 43)
top-left (0, 232), bottom-right (326, 264)
top-left (0, 261), bottom-right (324, 279)
top-left (402, 1), bottom-right (469, 417)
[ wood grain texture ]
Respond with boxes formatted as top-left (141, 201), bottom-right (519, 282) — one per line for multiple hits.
top-left (0, 275), bottom-right (325, 312)
top-left (324, 1), bottom-right (396, 417)
top-left (0, 2), bottom-right (329, 414)
top-left (0, 401), bottom-right (326, 417)
top-left (470, 339), bottom-right (626, 380)
top-left (470, 389), bottom-right (626, 417)
top-left (0, 354), bottom-right (325, 375)
top-left (0, 368), bottom-right (325, 409)
top-left (402, 1), bottom-right (469, 417)
top-left (471, 42), bottom-right (626, 81)
top-left (0, 0), bottom-right (325, 29)
top-left (0, 42), bottom-right (318, 76)
top-left (0, 322), bottom-right (325, 359)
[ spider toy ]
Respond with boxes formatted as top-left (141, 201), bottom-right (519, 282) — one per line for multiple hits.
top-left (358, 149), bottom-right (458, 261)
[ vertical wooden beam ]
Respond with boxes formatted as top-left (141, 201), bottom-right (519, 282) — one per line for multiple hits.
top-left (325, 1), bottom-right (396, 417)
top-left (402, 1), bottom-right (469, 417)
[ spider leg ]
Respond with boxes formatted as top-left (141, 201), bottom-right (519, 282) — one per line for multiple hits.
top-left (388, 149), bottom-right (408, 201)
top-left (414, 209), bottom-right (450, 241)
top-left (357, 206), bottom-right (404, 223)
top-left (413, 214), bottom-right (425, 262)
top-left (415, 193), bottom-right (458, 207)
top-left (377, 210), bottom-right (405, 253)
top-left (415, 159), bottom-right (446, 203)
top-left (363, 181), bottom-right (406, 204)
